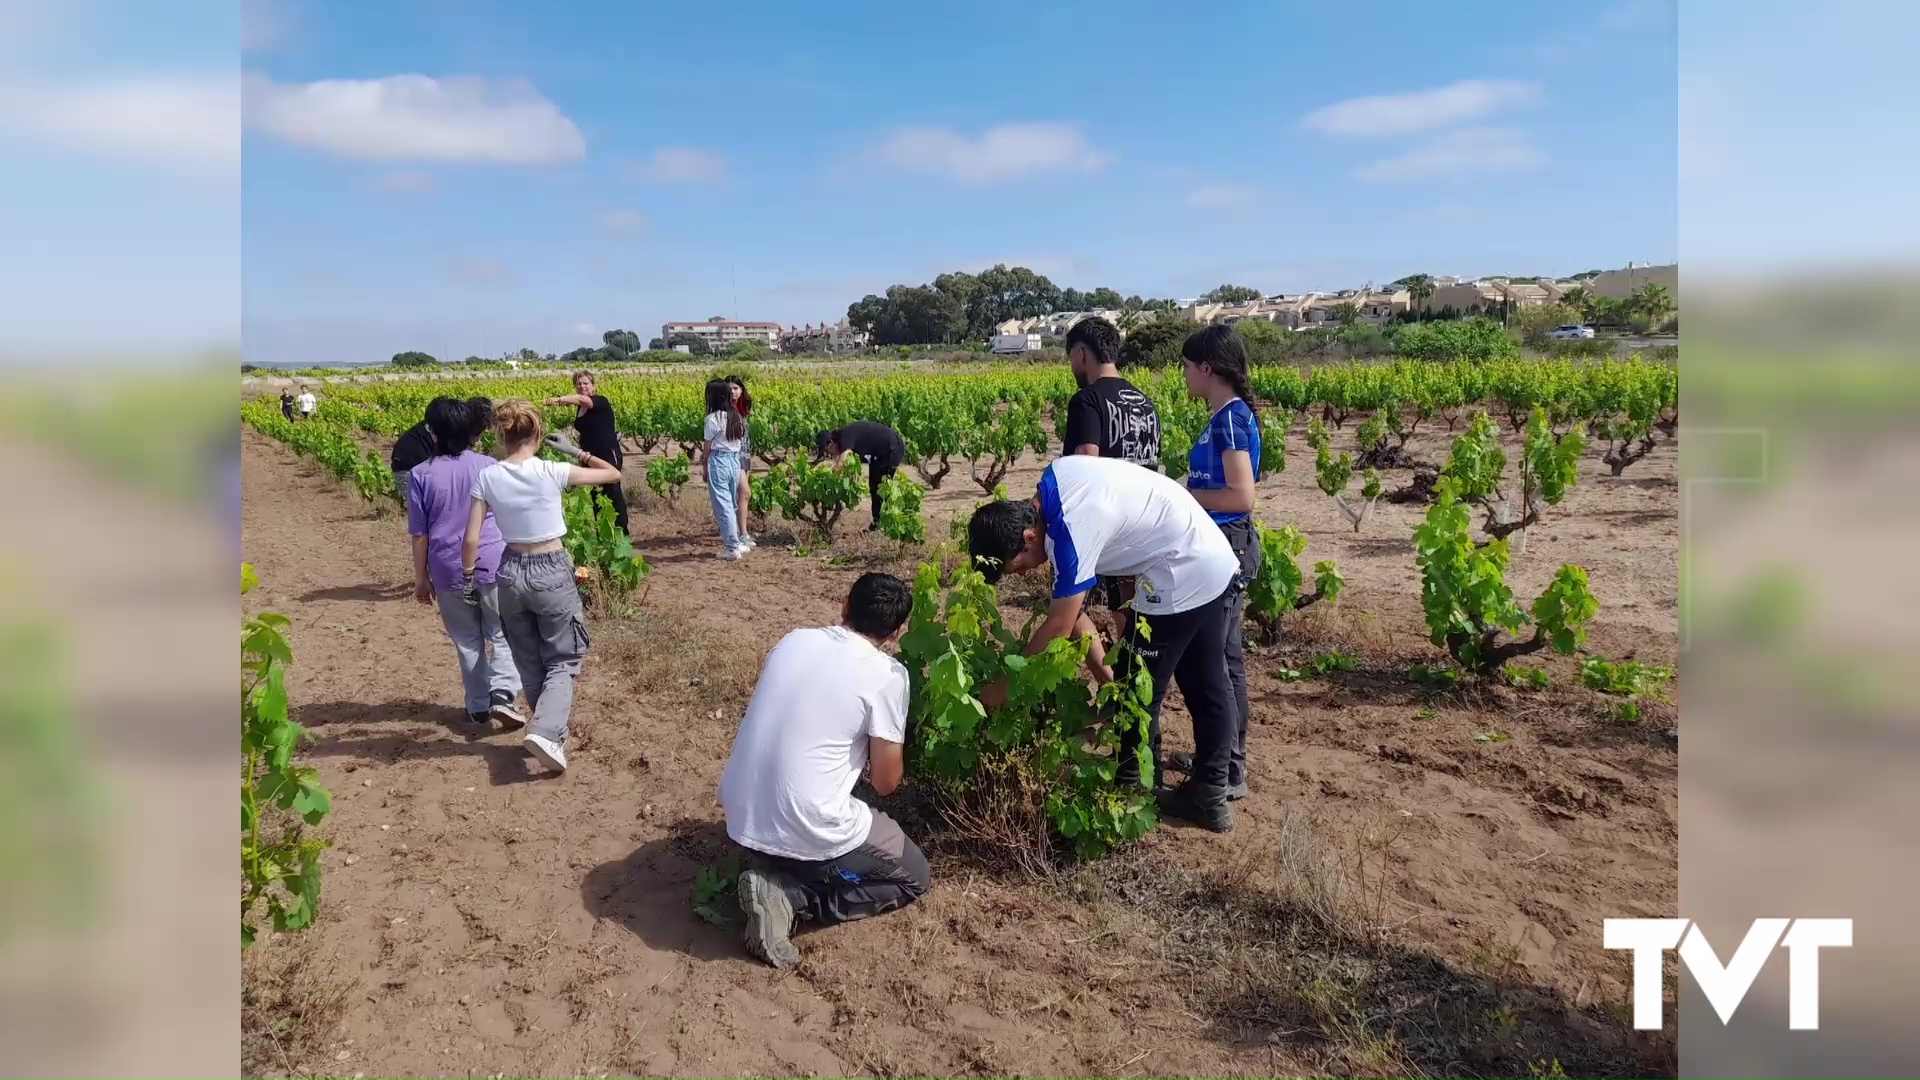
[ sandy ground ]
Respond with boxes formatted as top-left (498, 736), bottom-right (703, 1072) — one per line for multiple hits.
top-left (239, 417), bottom-right (1679, 1079)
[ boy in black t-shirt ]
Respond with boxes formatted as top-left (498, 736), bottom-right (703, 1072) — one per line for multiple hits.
top-left (1060, 316), bottom-right (1160, 469)
top-left (818, 421), bottom-right (905, 530)
top-left (1059, 316), bottom-right (1162, 625)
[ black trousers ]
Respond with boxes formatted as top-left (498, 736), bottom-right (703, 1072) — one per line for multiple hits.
top-left (593, 479), bottom-right (629, 534)
top-left (865, 450), bottom-right (902, 527)
top-left (1217, 517), bottom-right (1263, 787)
top-left (1113, 583), bottom-right (1238, 790)
top-left (743, 809), bottom-right (930, 927)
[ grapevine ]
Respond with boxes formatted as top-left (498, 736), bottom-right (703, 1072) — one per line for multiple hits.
top-left (896, 562), bottom-right (1157, 862)
top-left (876, 471), bottom-right (927, 544)
top-left (241, 563), bottom-right (332, 947)
top-left (1411, 479), bottom-right (1598, 674)
top-left (1243, 523), bottom-right (1343, 645)
top-left (561, 488), bottom-right (650, 611)
top-left (644, 451), bottom-right (691, 505)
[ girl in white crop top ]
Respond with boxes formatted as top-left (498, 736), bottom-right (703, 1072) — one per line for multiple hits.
top-left (462, 398), bottom-right (622, 569)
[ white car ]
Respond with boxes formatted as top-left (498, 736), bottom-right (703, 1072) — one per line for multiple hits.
top-left (1548, 324), bottom-right (1596, 340)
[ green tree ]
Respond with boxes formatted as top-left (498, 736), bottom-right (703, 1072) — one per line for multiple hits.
top-left (1559, 286), bottom-right (1594, 320)
top-left (390, 351), bottom-right (437, 368)
top-left (846, 294), bottom-right (890, 335)
top-left (1331, 301), bottom-right (1361, 327)
top-left (1058, 287), bottom-right (1089, 311)
top-left (1200, 284), bottom-right (1262, 304)
top-left (1401, 273), bottom-right (1434, 313)
top-left (1118, 316), bottom-right (1196, 369)
top-left (665, 332), bottom-right (711, 355)
top-left (602, 329), bottom-right (641, 356)
top-left (875, 284), bottom-right (967, 346)
top-left (1630, 282), bottom-right (1674, 324)
top-left (1087, 287), bottom-right (1124, 310)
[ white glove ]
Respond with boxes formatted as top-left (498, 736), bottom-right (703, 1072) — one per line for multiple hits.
top-left (544, 433), bottom-right (585, 459)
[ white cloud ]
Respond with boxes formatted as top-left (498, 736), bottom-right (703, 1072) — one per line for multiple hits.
top-left (372, 169), bottom-right (433, 193)
top-left (1186, 183), bottom-right (1258, 210)
top-left (571, 322), bottom-right (596, 337)
top-left (867, 122), bottom-right (1111, 184)
top-left (244, 73), bottom-right (585, 164)
top-left (600, 208), bottom-right (646, 230)
top-left (446, 257), bottom-right (511, 286)
top-left (1302, 79), bottom-right (1541, 138)
top-left (1353, 127), bottom-right (1548, 183)
top-left (628, 146), bottom-right (728, 183)
top-left (0, 75), bottom-right (238, 173)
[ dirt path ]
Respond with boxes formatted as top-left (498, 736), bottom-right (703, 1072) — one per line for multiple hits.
top-left (241, 424), bottom-right (1677, 1079)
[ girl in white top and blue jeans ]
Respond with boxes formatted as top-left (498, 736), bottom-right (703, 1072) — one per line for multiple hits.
top-left (697, 378), bottom-right (753, 560)
top-left (462, 398), bottom-right (621, 774)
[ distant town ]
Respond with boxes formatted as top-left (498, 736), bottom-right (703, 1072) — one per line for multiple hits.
top-left (660, 263), bottom-right (1677, 358)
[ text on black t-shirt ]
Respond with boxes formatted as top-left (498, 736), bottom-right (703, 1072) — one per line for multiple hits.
top-left (1061, 376), bottom-right (1161, 469)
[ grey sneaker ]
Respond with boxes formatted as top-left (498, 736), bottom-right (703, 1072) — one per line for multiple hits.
top-left (489, 691), bottom-right (527, 733)
top-left (738, 869), bottom-right (800, 969)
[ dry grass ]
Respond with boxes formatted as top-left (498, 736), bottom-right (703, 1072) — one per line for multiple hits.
top-left (593, 610), bottom-right (763, 709)
top-left (241, 935), bottom-right (354, 1079)
top-left (1070, 814), bottom-right (1664, 1080)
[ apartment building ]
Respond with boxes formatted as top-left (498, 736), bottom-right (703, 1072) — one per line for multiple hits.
top-left (1584, 262), bottom-right (1678, 303)
top-left (660, 316), bottom-right (782, 350)
top-left (780, 319), bottom-right (870, 355)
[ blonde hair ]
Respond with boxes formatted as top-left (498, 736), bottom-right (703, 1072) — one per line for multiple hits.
top-left (571, 370), bottom-right (596, 387)
top-left (492, 397), bottom-right (546, 448)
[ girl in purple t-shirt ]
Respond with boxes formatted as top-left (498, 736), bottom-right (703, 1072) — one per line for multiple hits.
top-left (407, 397), bottom-right (527, 730)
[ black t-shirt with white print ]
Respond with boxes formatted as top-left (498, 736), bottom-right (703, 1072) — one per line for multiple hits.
top-left (1061, 376), bottom-right (1161, 470)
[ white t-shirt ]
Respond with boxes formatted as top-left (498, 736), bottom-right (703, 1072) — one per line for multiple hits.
top-left (470, 457), bottom-right (572, 544)
top-left (1039, 454), bottom-right (1237, 615)
top-left (703, 410), bottom-right (744, 453)
top-left (296, 392), bottom-right (316, 414)
top-left (719, 626), bottom-right (909, 861)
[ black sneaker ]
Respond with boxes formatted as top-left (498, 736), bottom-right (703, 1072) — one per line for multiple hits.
top-left (738, 869), bottom-right (801, 969)
top-left (467, 710), bottom-right (492, 729)
top-left (1166, 753), bottom-right (1249, 800)
top-left (489, 691), bottom-right (527, 732)
top-left (1156, 781), bottom-right (1233, 833)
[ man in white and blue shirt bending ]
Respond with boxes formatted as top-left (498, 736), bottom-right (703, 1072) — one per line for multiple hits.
top-left (966, 454), bottom-right (1241, 832)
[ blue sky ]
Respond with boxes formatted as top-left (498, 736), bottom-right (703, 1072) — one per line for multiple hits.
top-left (3, 0), bottom-right (1689, 365)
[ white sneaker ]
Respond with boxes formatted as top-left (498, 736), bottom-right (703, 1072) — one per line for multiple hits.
top-left (718, 545), bottom-right (747, 561)
top-left (523, 732), bottom-right (567, 773)
top-left (740, 535), bottom-right (757, 549)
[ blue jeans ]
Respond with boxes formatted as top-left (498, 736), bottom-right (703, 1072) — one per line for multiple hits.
top-left (707, 450), bottom-right (744, 550)
top-left (434, 583), bottom-right (522, 713)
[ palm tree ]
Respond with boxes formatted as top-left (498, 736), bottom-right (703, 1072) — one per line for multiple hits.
top-left (1560, 286), bottom-right (1594, 320)
top-left (1404, 273), bottom-right (1434, 316)
top-left (1630, 282), bottom-right (1674, 323)
top-left (1332, 301), bottom-right (1361, 328)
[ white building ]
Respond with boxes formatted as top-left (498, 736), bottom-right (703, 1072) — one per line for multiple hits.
top-left (780, 319), bottom-right (871, 355)
top-left (660, 316), bottom-right (782, 351)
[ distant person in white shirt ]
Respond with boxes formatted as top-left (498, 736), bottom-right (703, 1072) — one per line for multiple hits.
top-left (719, 573), bottom-right (928, 969)
top-left (296, 386), bottom-right (317, 419)
top-left (966, 454), bottom-right (1241, 832)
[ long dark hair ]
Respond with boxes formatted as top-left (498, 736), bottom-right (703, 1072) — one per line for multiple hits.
top-left (1181, 325), bottom-right (1257, 411)
top-left (704, 379), bottom-right (746, 440)
top-left (726, 374), bottom-right (752, 416)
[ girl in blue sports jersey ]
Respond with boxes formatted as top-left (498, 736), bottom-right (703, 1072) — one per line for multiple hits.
top-left (1172, 324), bottom-right (1264, 801)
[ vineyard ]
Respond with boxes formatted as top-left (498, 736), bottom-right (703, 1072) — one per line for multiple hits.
top-left (238, 353), bottom-right (1679, 1078)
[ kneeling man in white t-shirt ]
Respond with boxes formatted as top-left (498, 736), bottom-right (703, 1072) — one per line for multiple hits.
top-left (718, 572), bottom-right (928, 969)
top-left (966, 454), bottom-right (1241, 833)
